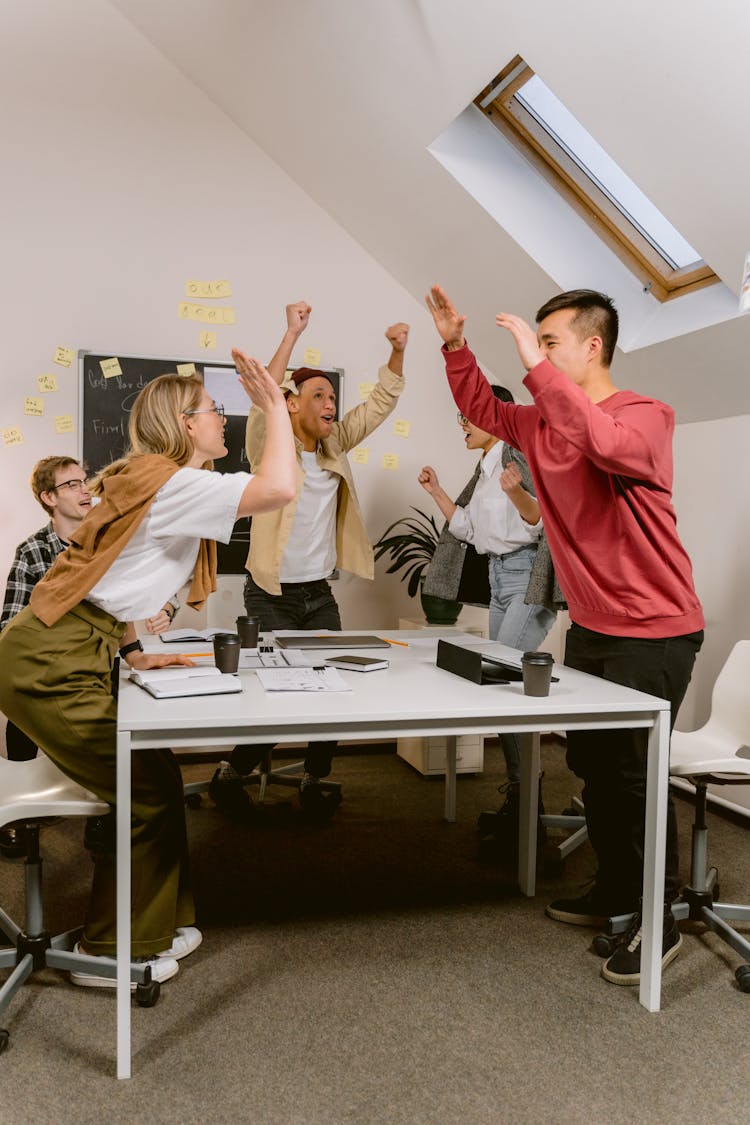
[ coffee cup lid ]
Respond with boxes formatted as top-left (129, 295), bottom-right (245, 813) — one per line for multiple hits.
top-left (522, 650), bottom-right (553, 664)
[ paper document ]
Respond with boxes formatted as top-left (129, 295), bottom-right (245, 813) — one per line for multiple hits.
top-left (255, 667), bottom-right (351, 693)
top-left (129, 666), bottom-right (241, 699)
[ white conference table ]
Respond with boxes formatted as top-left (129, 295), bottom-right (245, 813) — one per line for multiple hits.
top-left (114, 631), bottom-right (671, 1079)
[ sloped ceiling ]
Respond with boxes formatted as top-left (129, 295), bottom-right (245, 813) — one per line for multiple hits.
top-left (111, 0), bottom-right (750, 423)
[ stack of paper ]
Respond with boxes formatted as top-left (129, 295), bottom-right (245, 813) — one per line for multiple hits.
top-left (129, 666), bottom-right (242, 699)
top-left (255, 667), bottom-right (351, 692)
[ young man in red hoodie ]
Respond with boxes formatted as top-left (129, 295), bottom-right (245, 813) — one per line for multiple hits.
top-left (426, 285), bottom-right (704, 986)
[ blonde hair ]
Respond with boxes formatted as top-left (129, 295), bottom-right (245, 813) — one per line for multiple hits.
top-left (90, 374), bottom-right (206, 493)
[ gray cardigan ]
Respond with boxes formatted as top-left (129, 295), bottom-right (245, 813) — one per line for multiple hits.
top-left (422, 445), bottom-right (567, 612)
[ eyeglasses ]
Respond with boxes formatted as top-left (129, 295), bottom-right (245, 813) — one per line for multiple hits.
top-left (456, 411), bottom-right (469, 425)
top-left (51, 478), bottom-right (91, 493)
top-left (183, 403), bottom-right (225, 418)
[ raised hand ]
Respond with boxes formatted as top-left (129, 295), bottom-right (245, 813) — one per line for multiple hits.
top-left (286, 301), bottom-right (312, 336)
top-left (418, 465), bottom-right (440, 495)
top-left (425, 285), bottom-right (467, 350)
top-left (495, 312), bottom-right (543, 371)
top-left (500, 461), bottom-right (523, 495)
top-left (231, 350), bottom-right (286, 412)
top-left (386, 322), bottom-right (409, 352)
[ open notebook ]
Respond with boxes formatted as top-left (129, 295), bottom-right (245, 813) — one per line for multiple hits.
top-left (129, 666), bottom-right (242, 699)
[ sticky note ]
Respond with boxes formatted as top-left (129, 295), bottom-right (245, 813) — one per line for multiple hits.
top-left (303, 347), bottom-right (321, 368)
top-left (24, 397), bottom-right (44, 416)
top-left (185, 279), bottom-right (233, 299)
top-left (2, 427), bottom-right (23, 446)
top-left (38, 374), bottom-right (58, 393)
top-left (54, 414), bottom-right (75, 434)
top-left (100, 357), bottom-right (123, 379)
top-left (178, 302), bottom-right (236, 325)
top-left (352, 447), bottom-right (369, 464)
top-left (54, 346), bottom-right (75, 367)
top-left (382, 453), bottom-right (399, 471)
top-left (393, 419), bottom-right (411, 438)
top-left (177, 363), bottom-right (197, 377)
top-left (199, 331), bottom-right (217, 349)
top-left (359, 382), bottom-right (374, 400)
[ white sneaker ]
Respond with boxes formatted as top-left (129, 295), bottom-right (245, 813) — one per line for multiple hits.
top-left (157, 926), bottom-right (203, 961)
top-left (70, 943), bottom-right (180, 989)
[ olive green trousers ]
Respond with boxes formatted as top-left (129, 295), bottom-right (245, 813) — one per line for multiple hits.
top-left (0, 601), bottom-right (194, 956)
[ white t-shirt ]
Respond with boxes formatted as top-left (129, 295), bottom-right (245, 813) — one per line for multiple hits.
top-left (279, 451), bottom-right (338, 582)
top-left (448, 442), bottom-right (541, 556)
top-left (86, 467), bottom-right (251, 620)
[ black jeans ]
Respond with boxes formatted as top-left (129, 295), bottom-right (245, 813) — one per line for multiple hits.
top-left (229, 575), bottom-right (341, 779)
top-left (564, 623), bottom-right (703, 909)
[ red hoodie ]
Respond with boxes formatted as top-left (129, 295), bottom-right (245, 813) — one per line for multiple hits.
top-left (445, 344), bottom-right (704, 639)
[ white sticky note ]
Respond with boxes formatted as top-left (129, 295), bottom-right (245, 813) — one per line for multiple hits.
top-left (199, 331), bottom-right (217, 349)
top-left (185, 279), bottom-right (233, 299)
top-left (38, 373), bottom-right (58, 393)
top-left (54, 346), bottom-right (74, 367)
top-left (100, 357), bottom-right (123, 379)
top-left (2, 427), bottom-right (23, 446)
top-left (382, 453), bottom-right (399, 471)
top-left (303, 347), bottom-right (321, 368)
top-left (352, 447), bottom-right (369, 465)
top-left (393, 419), bottom-right (411, 438)
top-left (54, 414), bottom-right (75, 434)
top-left (24, 397), bottom-right (44, 416)
top-left (359, 382), bottom-right (374, 400)
top-left (177, 363), bottom-right (197, 377)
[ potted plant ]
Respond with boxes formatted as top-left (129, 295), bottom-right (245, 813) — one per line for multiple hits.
top-left (373, 507), bottom-right (461, 625)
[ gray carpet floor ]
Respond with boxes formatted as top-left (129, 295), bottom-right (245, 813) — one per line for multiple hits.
top-left (2, 739), bottom-right (749, 1124)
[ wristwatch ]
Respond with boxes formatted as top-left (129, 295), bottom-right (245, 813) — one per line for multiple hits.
top-left (119, 639), bottom-right (144, 659)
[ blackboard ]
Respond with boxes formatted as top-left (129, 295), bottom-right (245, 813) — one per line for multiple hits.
top-left (79, 352), bottom-right (343, 574)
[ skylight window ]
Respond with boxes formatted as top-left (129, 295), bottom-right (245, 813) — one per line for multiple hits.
top-left (476, 58), bottom-right (717, 301)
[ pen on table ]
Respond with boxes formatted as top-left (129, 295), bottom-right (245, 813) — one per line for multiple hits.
top-left (178, 652), bottom-right (213, 658)
top-left (380, 636), bottom-right (409, 647)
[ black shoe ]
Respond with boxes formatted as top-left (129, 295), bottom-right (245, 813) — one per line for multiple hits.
top-left (0, 825), bottom-right (28, 859)
top-left (477, 779), bottom-right (547, 858)
top-left (299, 779), bottom-right (342, 821)
top-left (601, 907), bottom-right (682, 986)
top-left (83, 814), bottom-right (114, 854)
top-left (546, 883), bottom-right (630, 927)
top-left (208, 767), bottom-right (254, 821)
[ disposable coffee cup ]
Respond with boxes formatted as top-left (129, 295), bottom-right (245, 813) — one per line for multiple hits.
top-left (213, 633), bottom-right (241, 674)
top-left (521, 650), bottom-right (554, 697)
top-left (236, 615), bottom-right (260, 649)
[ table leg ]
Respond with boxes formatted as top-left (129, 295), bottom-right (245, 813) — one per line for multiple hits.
top-left (518, 732), bottom-right (540, 896)
top-left (444, 736), bottom-right (457, 822)
top-left (116, 728), bottom-right (131, 1079)
top-left (639, 709), bottom-right (669, 1012)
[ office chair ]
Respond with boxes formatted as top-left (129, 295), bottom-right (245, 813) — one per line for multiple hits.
top-left (594, 641), bottom-right (750, 991)
top-left (0, 754), bottom-right (161, 1054)
top-left (184, 747), bottom-right (342, 809)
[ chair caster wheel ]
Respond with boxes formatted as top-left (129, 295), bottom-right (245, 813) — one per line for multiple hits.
top-left (735, 964), bottom-right (750, 993)
top-left (135, 980), bottom-right (161, 1007)
top-left (185, 794), bottom-right (202, 809)
top-left (592, 933), bottom-right (617, 957)
top-left (0, 1029), bottom-right (9, 1054)
top-left (561, 806), bottom-right (579, 817)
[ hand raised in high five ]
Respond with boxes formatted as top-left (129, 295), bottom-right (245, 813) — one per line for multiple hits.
top-left (286, 300), bottom-right (312, 337)
top-left (232, 350), bottom-right (286, 413)
top-left (386, 322), bottom-right (409, 352)
top-left (418, 465), bottom-right (441, 495)
top-left (425, 285), bottom-right (467, 350)
top-left (495, 313), bottom-right (544, 372)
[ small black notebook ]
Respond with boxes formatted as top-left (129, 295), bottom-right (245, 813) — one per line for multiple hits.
top-left (274, 634), bottom-right (391, 650)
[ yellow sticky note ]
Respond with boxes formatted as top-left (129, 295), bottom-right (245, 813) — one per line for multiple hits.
top-left (352, 447), bottom-right (369, 465)
top-left (382, 453), bottom-right (399, 471)
top-left (393, 419), bottom-right (411, 438)
top-left (54, 346), bottom-right (75, 367)
top-left (54, 414), bottom-right (75, 435)
top-left (100, 357), bottom-right (123, 379)
top-left (199, 331), bottom-right (217, 349)
top-left (2, 427), bottom-right (23, 446)
top-left (303, 347), bottom-right (321, 368)
top-left (24, 397), bottom-right (44, 416)
top-left (177, 363), bottom-right (197, 377)
top-left (185, 279), bottom-right (233, 299)
top-left (38, 373), bottom-right (58, 393)
top-left (178, 302), bottom-right (236, 325)
top-left (359, 382), bottom-right (374, 400)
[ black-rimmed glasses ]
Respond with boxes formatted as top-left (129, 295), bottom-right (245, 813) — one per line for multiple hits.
top-left (50, 478), bottom-right (91, 493)
top-left (456, 411), bottom-right (469, 425)
top-left (183, 404), bottom-right (225, 418)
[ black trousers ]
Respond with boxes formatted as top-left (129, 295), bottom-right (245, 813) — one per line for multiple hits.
top-left (230, 575), bottom-right (341, 778)
top-left (564, 623), bottom-right (703, 909)
top-left (5, 720), bottom-right (38, 762)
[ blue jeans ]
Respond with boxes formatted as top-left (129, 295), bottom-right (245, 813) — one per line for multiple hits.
top-left (488, 547), bottom-right (557, 783)
top-left (230, 576), bottom-right (341, 779)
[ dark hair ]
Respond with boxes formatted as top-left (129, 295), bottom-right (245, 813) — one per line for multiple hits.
top-left (491, 384), bottom-right (515, 404)
top-left (288, 367), bottom-right (335, 392)
top-left (535, 289), bottom-right (618, 367)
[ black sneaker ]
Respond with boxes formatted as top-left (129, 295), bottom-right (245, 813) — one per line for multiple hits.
top-left (299, 778), bottom-right (342, 821)
top-left (208, 766), bottom-right (254, 821)
top-left (601, 908), bottom-right (682, 986)
top-left (477, 782), bottom-right (519, 848)
top-left (546, 884), bottom-right (627, 927)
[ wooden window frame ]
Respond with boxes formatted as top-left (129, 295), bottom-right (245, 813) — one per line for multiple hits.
top-left (474, 58), bottom-right (717, 303)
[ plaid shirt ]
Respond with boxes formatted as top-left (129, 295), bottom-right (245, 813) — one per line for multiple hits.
top-left (1, 522), bottom-right (68, 630)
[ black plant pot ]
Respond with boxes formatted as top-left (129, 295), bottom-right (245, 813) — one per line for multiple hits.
top-left (419, 589), bottom-right (461, 626)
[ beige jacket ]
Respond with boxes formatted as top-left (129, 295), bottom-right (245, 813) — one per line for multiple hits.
top-left (246, 364), bottom-right (405, 595)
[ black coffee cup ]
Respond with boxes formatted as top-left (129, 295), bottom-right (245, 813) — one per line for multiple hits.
top-left (236, 615), bottom-right (260, 649)
top-left (213, 633), bottom-right (241, 674)
top-left (521, 650), bottom-right (554, 696)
